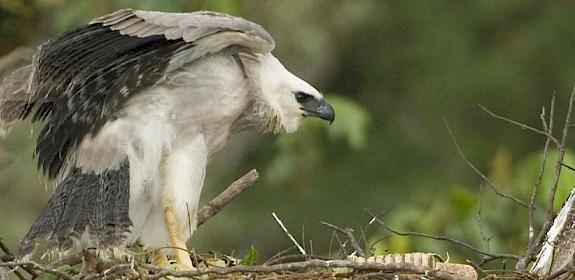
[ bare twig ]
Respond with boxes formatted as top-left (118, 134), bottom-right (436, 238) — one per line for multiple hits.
top-left (478, 104), bottom-right (561, 147)
top-left (0, 261), bottom-right (73, 280)
top-left (475, 183), bottom-right (492, 253)
top-left (333, 233), bottom-right (349, 257)
top-left (264, 254), bottom-right (331, 265)
top-left (517, 97), bottom-right (555, 271)
top-left (321, 221), bottom-right (365, 257)
top-left (263, 246), bottom-right (296, 265)
top-left (272, 212), bottom-right (307, 256)
top-left (353, 271), bottom-right (396, 279)
top-left (196, 169), bottom-right (259, 226)
top-left (0, 256), bottom-right (26, 280)
top-left (0, 237), bottom-right (37, 278)
top-left (443, 118), bottom-right (529, 208)
top-left (82, 263), bottom-right (134, 280)
top-left (139, 259), bottom-right (460, 280)
top-left (367, 210), bottom-right (520, 261)
top-left (530, 85), bottom-right (575, 271)
top-left (546, 85), bottom-right (575, 215)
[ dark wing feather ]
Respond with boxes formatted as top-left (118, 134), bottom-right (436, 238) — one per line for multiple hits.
top-left (32, 26), bottom-right (184, 177)
top-left (0, 9), bottom-right (274, 178)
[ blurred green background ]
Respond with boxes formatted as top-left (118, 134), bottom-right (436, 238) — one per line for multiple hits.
top-left (2, 0), bottom-right (575, 267)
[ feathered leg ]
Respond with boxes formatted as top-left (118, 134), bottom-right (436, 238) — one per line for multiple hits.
top-left (161, 135), bottom-right (207, 271)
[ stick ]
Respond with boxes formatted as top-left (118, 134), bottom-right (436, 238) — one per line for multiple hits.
top-left (0, 261), bottom-right (73, 280)
top-left (529, 85), bottom-right (575, 271)
top-left (196, 169), bottom-right (259, 226)
top-left (478, 104), bottom-right (561, 147)
top-left (546, 85), bottom-right (575, 216)
top-left (321, 221), bottom-right (365, 257)
top-left (272, 212), bottom-right (307, 256)
top-left (443, 118), bottom-right (529, 208)
top-left (517, 97), bottom-right (555, 271)
top-left (367, 210), bottom-right (520, 261)
top-left (139, 259), bottom-right (461, 280)
top-left (0, 237), bottom-right (37, 278)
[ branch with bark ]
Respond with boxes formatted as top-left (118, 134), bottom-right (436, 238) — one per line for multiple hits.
top-left (0, 258), bottom-right (462, 280)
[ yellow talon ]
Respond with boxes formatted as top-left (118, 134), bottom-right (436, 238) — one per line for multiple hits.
top-left (164, 206), bottom-right (196, 271)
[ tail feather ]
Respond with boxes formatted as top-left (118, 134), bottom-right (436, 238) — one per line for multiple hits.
top-left (18, 160), bottom-right (131, 257)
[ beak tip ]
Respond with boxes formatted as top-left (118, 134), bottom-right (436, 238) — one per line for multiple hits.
top-left (303, 98), bottom-right (335, 124)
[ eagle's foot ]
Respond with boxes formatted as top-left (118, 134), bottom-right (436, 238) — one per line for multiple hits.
top-left (174, 250), bottom-right (196, 271)
top-left (164, 205), bottom-right (197, 271)
top-left (153, 250), bottom-right (170, 268)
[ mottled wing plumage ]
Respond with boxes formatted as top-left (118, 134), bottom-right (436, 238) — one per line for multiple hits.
top-left (0, 9), bottom-right (274, 178)
top-left (32, 25), bottom-right (183, 178)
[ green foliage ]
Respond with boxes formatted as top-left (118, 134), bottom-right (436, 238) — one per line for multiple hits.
top-left (325, 95), bottom-right (371, 150)
top-left (240, 246), bottom-right (260, 265)
top-left (265, 95), bottom-right (370, 185)
top-left (2, 0), bottom-right (575, 266)
top-left (516, 149), bottom-right (575, 210)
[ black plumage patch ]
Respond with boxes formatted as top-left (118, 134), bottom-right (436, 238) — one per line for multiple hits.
top-left (19, 160), bottom-right (131, 256)
top-left (29, 23), bottom-right (188, 178)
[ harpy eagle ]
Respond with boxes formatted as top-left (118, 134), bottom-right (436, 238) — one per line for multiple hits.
top-left (0, 9), bottom-right (334, 269)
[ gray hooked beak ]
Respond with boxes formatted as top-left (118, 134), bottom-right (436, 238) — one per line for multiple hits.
top-left (303, 98), bottom-right (335, 124)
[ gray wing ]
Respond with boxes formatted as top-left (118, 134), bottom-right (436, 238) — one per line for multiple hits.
top-left (92, 9), bottom-right (275, 70)
top-left (0, 9), bottom-right (274, 178)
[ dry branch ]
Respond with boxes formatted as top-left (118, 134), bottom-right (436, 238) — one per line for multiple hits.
top-left (517, 97), bottom-right (555, 271)
top-left (140, 259), bottom-right (461, 280)
top-left (196, 169), bottom-right (259, 226)
top-left (273, 212), bottom-right (307, 255)
top-left (531, 189), bottom-right (575, 276)
top-left (0, 238), bottom-right (36, 279)
top-left (367, 210), bottom-right (520, 262)
top-left (321, 221), bottom-right (365, 257)
top-left (0, 258), bottom-right (463, 280)
top-left (478, 104), bottom-right (561, 147)
top-left (443, 118), bottom-right (528, 208)
top-left (0, 261), bottom-right (73, 280)
top-left (526, 85), bottom-right (575, 273)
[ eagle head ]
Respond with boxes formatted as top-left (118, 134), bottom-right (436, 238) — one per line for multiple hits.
top-left (256, 54), bottom-right (335, 133)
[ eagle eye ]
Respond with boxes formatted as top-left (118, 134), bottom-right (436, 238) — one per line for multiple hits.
top-left (294, 91), bottom-right (313, 103)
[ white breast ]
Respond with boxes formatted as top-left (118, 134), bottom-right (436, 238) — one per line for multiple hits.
top-left (73, 54), bottom-right (252, 249)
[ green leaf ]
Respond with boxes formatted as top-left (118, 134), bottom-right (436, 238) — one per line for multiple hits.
top-left (324, 95), bottom-right (371, 150)
top-left (516, 149), bottom-right (575, 210)
top-left (240, 246), bottom-right (259, 265)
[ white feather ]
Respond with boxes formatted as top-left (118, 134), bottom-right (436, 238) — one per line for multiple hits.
top-left (70, 52), bottom-right (320, 251)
